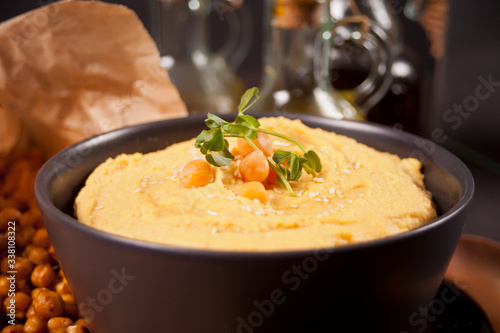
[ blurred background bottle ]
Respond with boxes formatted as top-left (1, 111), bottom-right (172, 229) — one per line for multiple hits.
top-left (148, 0), bottom-right (251, 114)
top-left (255, 0), bottom-right (392, 120)
top-left (328, 0), bottom-right (423, 133)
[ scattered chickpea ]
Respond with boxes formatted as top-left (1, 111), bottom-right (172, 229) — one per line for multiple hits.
top-left (0, 207), bottom-right (22, 232)
top-left (32, 228), bottom-right (51, 249)
top-left (28, 247), bottom-right (53, 265)
top-left (61, 294), bottom-right (77, 318)
top-left (23, 315), bottom-right (47, 333)
top-left (31, 264), bottom-right (56, 288)
top-left (15, 226), bottom-right (36, 249)
top-left (0, 324), bottom-right (24, 333)
top-left (0, 149), bottom-right (91, 331)
top-left (33, 290), bottom-right (64, 320)
top-left (47, 317), bottom-right (73, 331)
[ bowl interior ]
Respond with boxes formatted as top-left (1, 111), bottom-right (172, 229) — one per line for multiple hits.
top-left (36, 113), bottom-right (473, 252)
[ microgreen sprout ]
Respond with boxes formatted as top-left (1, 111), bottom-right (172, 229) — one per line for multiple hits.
top-left (195, 88), bottom-right (322, 196)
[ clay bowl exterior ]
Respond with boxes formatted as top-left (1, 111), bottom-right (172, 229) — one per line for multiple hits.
top-left (35, 114), bottom-right (474, 333)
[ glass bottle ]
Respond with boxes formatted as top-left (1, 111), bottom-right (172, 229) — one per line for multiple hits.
top-left (149, 0), bottom-right (249, 114)
top-left (255, 0), bottom-right (392, 120)
top-left (329, 0), bottom-right (423, 132)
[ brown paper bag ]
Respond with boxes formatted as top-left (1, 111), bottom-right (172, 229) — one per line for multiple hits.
top-left (0, 0), bottom-right (187, 156)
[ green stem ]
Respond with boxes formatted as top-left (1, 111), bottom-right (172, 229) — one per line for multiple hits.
top-left (268, 159), bottom-right (295, 196)
top-left (243, 136), bottom-right (260, 151)
top-left (254, 128), bottom-right (308, 154)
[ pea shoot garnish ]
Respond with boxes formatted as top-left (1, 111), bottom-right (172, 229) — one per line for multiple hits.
top-left (195, 88), bottom-right (322, 196)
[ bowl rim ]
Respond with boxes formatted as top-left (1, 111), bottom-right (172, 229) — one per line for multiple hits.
top-left (35, 113), bottom-right (475, 258)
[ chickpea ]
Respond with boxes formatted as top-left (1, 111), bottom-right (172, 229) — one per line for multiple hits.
top-left (3, 292), bottom-right (31, 320)
top-left (28, 247), bottom-right (53, 265)
top-left (265, 165), bottom-right (279, 185)
top-left (47, 246), bottom-right (58, 262)
top-left (32, 228), bottom-right (51, 249)
top-left (20, 208), bottom-right (43, 229)
top-left (47, 317), bottom-right (73, 331)
top-left (55, 280), bottom-right (71, 296)
top-left (237, 132), bottom-right (274, 157)
top-left (31, 264), bottom-right (56, 288)
top-left (178, 160), bottom-right (215, 188)
top-left (61, 294), bottom-right (77, 318)
top-left (0, 275), bottom-right (9, 298)
top-left (33, 290), bottom-right (64, 320)
top-left (0, 233), bottom-right (7, 252)
top-left (0, 207), bottom-right (22, 232)
top-left (73, 320), bottom-right (90, 330)
top-left (15, 278), bottom-right (32, 295)
top-left (23, 315), bottom-right (47, 333)
top-left (1, 324), bottom-right (24, 333)
top-left (66, 325), bottom-right (91, 333)
top-left (31, 288), bottom-right (50, 300)
top-left (237, 182), bottom-right (269, 204)
top-left (239, 150), bottom-right (269, 183)
top-left (1, 257), bottom-right (34, 280)
top-left (15, 226), bottom-right (36, 249)
top-left (26, 304), bottom-right (37, 318)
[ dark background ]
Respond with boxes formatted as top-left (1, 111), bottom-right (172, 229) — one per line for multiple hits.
top-left (1, 0), bottom-right (499, 242)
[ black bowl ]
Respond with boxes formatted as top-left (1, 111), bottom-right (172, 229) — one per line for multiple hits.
top-left (35, 114), bottom-right (474, 333)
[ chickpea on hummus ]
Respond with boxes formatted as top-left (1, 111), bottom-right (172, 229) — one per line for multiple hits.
top-left (74, 117), bottom-right (437, 251)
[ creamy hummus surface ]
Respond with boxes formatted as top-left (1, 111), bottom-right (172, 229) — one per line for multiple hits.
top-left (74, 117), bottom-right (437, 251)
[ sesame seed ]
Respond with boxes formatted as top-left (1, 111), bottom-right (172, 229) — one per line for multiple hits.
top-left (336, 190), bottom-right (342, 195)
top-left (341, 169), bottom-right (351, 174)
top-left (133, 188), bottom-right (142, 193)
top-left (225, 195), bottom-right (236, 201)
top-left (309, 192), bottom-right (317, 198)
top-left (313, 198), bottom-right (323, 202)
top-left (211, 226), bottom-right (218, 234)
top-left (313, 177), bottom-right (325, 183)
top-left (320, 146), bottom-right (328, 151)
top-left (354, 162), bottom-right (361, 169)
top-left (296, 191), bottom-right (304, 196)
top-left (241, 205), bottom-right (252, 212)
top-left (347, 199), bottom-right (353, 203)
top-left (329, 187), bottom-right (335, 194)
top-left (253, 199), bottom-right (261, 204)
top-left (269, 194), bottom-right (275, 199)
top-left (206, 194), bottom-right (214, 199)
top-left (273, 188), bottom-right (282, 194)
top-left (323, 199), bottom-right (329, 204)
top-left (338, 194), bottom-right (344, 198)
top-left (276, 210), bottom-right (284, 214)
top-left (149, 181), bottom-right (158, 185)
top-left (274, 141), bottom-right (292, 146)
top-left (207, 210), bottom-right (218, 216)
top-left (254, 208), bottom-right (266, 216)
top-left (94, 206), bottom-right (104, 210)
top-left (358, 194), bottom-right (364, 197)
top-left (337, 203), bottom-right (345, 208)
top-left (290, 204), bottom-right (298, 208)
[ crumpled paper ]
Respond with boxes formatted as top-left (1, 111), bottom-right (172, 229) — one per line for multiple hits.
top-left (0, 0), bottom-right (187, 156)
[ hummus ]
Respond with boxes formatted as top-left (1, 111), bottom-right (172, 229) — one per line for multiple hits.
top-left (75, 117), bottom-right (437, 251)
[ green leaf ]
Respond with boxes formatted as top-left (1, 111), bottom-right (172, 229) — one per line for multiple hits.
top-left (195, 130), bottom-right (209, 148)
top-left (235, 114), bottom-right (260, 128)
top-left (224, 123), bottom-right (254, 137)
top-left (219, 140), bottom-right (235, 159)
top-left (288, 154), bottom-right (303, 181)
top-left (205, 113), bottom-right (227, 129)
top-left (206, 152), bottom-right (233, 167)
top-left (238, 87), bottom-right (259, 113)
top-left (272, 150), bottom-right (292, 165)
top-left (202, 128), bottom-right (225, 152)
top-left (304, 150), bottom-right (322, 173)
